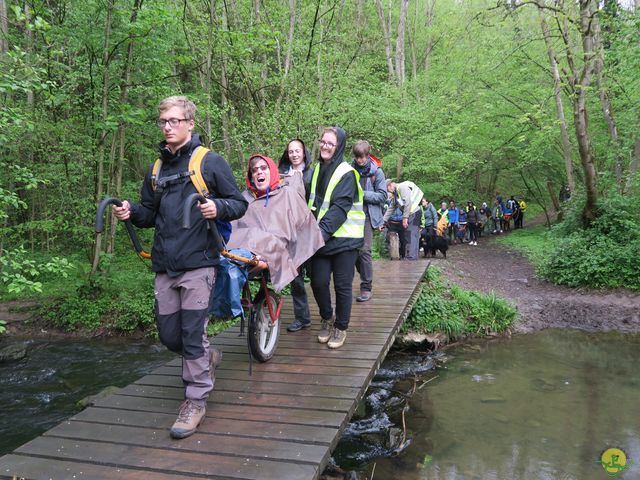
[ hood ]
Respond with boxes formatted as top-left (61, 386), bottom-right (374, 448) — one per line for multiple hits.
top-left (158, 133), bottom-right (202, 163)
top-left (279, 138), bottom-right (312, 173)
top-left (246, 154), bottom-right (281, 197)
top-left (246, 154), bottom-right (281, 198)
top-left (321, 126), bottom-right (347, 166)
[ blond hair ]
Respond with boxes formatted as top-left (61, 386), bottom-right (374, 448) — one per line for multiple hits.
top-left (158, 96), bottom-right (196, 120)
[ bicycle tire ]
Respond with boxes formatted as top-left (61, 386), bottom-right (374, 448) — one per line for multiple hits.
top-left (248, 290), bottom-right (280, 362)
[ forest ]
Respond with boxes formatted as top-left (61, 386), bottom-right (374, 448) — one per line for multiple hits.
top-left (1, 0), bottom-right (639, 330)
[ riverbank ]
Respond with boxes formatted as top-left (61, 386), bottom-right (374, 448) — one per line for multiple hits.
top-left (431, 233), bottom-right (640, 334)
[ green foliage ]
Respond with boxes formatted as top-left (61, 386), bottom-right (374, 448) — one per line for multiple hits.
top-left (405, 267), bottom-right (517, 339)
top-left (0, 320), bottom-right (6, 335)
top-left (0, 247), bottom-right (73, 295)
top-left (538, 194), bottom-right (640, 289)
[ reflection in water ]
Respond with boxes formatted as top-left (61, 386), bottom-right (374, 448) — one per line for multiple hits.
top-left (0, 338), bottom-right (172, 455)
top-left (334, 330), bottom-right (640, 480)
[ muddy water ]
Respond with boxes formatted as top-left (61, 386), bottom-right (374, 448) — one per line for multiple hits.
top-left (0, 338), bottom-right (172, 456)
top-left (334, 330), bottom-right (640, 480)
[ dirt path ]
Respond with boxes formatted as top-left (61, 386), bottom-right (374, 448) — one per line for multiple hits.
top-left (429, 233), bottom-right (640, 334)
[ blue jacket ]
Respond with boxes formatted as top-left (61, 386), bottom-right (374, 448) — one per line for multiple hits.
top-left (352, 157), bottom-right (387, 228)
top-left (448, 207), bottom-right (459, 224)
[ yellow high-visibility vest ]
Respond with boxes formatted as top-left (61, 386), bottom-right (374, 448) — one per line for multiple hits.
top-left (308, 162), bottom-right (365, 239)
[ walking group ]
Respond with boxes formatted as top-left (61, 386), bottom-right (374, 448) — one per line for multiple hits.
top-left (112, 95), bottom-right (530, 440)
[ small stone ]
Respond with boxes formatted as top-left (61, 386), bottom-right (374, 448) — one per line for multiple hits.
top-left (0, 343), bottom-right (28, 363)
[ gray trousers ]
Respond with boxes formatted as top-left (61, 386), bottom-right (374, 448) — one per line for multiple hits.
top-left (356, 215), bottom-right (374, 292)
top-left (405, 210), bottom-right (422, 260)
top-left (155, 267), bottom-right (216, 406)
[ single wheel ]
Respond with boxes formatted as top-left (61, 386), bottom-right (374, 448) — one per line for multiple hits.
top-left (248, 290), bottom-right (280, 362)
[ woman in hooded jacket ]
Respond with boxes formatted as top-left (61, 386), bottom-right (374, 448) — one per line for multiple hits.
top-left (226, 155), bottom-right (324, 292)
top-left (307, 127), bottom-right (364, 349)
top-left (278, 139), bottom-right (317, 333)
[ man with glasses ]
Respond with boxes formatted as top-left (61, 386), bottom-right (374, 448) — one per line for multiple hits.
top-left (112, 96), bottom-right (247, 439)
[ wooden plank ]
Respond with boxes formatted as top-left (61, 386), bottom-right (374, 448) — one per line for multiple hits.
top-left (116, 384), bottom-right (356, 412)
top-left (89, 397), bottom-right (345, 428)
top-left (0, 259), bottom-right (429, 480)
top-left (16, 436), bottom-right (318, 480)
top-left (152, 362), bottom-right (371, 377)
top-left (45, 420), bottom-right (331, 461)
top-left (1, 455), bottom-right (187, 480)
top-left (135, 374), bottom-right (363, 398)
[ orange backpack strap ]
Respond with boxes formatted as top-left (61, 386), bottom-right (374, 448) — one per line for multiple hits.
top-left (151, 159), bottom-right (162, 191)
top-left (189, 146), bottom-right (211, 197)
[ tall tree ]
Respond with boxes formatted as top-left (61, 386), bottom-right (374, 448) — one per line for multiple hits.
top-left (538, 7), bottom-right (576, 193)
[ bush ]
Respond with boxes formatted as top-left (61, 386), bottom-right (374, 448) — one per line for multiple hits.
top-left (538, 193), bottom-right (640, 289)
top-left (404, 267), bottom-right (517, 339)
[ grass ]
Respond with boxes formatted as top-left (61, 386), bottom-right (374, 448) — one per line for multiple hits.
top-left (493, 224), bottom-right (549, 266)
top-left (404, 267), bottom-right (517, 339)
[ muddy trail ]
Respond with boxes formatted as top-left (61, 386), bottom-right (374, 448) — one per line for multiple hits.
top-left (428, 232), bottom-right (640, 334)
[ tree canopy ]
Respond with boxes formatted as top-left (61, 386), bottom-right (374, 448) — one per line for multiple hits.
top-left (1, 0), bottom-right (638, 293)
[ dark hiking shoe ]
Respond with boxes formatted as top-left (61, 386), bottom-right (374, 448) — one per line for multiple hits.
top-left (327, 328), bottom-right (347, 349)
top-left (287, 319), bottom-right (311, 332)
top-left (356, 291), bottom-right (372, 302)
top-left (317, 317), bottom-right (334, 344)
top-left (170, 400), bottom-right (206, 439)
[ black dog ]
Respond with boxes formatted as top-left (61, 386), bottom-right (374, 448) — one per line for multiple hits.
top-left (420, 231), bottom-right (448, 258)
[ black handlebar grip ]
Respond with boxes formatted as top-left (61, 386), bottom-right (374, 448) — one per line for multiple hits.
top-left (95, 197), bottom-right (122, 233)
top-left (183, 193), bottom-right (225, 252)
top-left (95, 197), bottom-right (150, 258)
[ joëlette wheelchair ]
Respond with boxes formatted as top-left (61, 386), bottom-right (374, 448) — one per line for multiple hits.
top-left (96, 195), bottom-right (282, 365)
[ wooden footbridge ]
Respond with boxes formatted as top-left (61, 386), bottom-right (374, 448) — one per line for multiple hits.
top-left (1, 259), bottom-right (429, 479)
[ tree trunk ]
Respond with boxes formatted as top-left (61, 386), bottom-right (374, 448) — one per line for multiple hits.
top-left (592, 8), bottom-right (622, 189)
top-left (423, 0), bottom-right (436, 73)
top-left (108, 0), bottom-right (142, 255)
top-left (0, 0), bottom-right (8, 54)
top-left (374, 0), bottom-right (395, 82)
top-left (626, 139), bottom-right (639, 192)
top-left (538, 7), bottom-right (576, 193)
top-left (409, 0), bottom-right (417, 81)
top-left (91, 0), bottom-right (114, 274)
top-left (284, 0), bottom-right (295, 77)
top-left (220, 5), bottom-right (233, 165)
top-left (395, 0), bottom-right (409, 85)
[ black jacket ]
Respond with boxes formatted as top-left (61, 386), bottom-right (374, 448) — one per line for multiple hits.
top-left (278, 138), bottom-right (314, 195)
top-left (130, 134), bottom-right (247, 276)
top-left (309, 127), bottom-right (364, 256)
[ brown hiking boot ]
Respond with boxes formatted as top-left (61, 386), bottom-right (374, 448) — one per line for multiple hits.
top-left (169, 400), bottom-right (206, 439)
top-left (327, 328), bottom-right (347, 349)
top-left (317, 317), bottom-right (334, 344)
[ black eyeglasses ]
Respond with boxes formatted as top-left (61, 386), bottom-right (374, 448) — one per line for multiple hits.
top-left (157, 118), bottom-right (189, 128)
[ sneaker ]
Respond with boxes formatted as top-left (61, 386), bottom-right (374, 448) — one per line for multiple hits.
top-left (170, 400), bottom-right (206, 439)
top-left (327, 328), bottom-right (347, 349)
top-left (209, 348), bottom-right (223, 381)
top-left (317, 317), bottom-right (334, 343)
top-left (356, 291), bottom-right (372, 302)
top-left (287, 318), bottom-right (311, 332)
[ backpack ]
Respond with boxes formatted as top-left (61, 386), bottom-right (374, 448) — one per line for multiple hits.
top-left (151, 146), bottom-right (232, 243)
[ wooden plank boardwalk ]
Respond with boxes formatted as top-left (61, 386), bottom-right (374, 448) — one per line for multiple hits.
top-left (1, 259), bottom-right (429, 479)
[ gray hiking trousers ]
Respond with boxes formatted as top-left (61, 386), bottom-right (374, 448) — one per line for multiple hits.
top-left (155, 267), bottom-right (216, 406)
